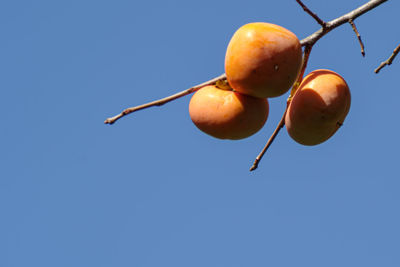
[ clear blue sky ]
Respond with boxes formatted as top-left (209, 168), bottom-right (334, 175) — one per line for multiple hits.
top-left (1, 0), bottom-right (400, 266)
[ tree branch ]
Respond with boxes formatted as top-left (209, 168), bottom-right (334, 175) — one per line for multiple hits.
top-left (349, 19), bottom-right (365, 57)
top-left (250, 45), bottom-right (312, 172)
top-left (104, 0), bottom-right (388, 126)
top-left (295, 0), bottom-right (326, 28)
top-left (374, 43), bottom-right (400, 73)
top-left (250, 109), bottom-right (287, 172)
top-left (300, 0), bottom-right (388, 47)
top-left (104, 0), bottom-right (392, 171)
top-left (104, 74), bottom-right (226, 124)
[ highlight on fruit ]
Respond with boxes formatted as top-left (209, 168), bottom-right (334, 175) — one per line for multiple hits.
top-left (225, 22), bottom-right (303, 98)
top-left (189, 85), bottom-right (269, 140)
top-left (285, 69), bottom-right (351, 146)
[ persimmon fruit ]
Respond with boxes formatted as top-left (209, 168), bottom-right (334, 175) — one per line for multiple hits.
top-left (225, 22), bottom-right (303, 98)
top-left (285, 69), bottom-right (351, 146)
top-left (189, 85), bottom-right (269, 140)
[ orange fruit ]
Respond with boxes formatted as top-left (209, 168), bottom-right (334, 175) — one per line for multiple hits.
top-left (189, 85), bottom-right (269, 140)
top-left (285, 69), bottom-right (351, 146)
top-left (225, 22), bottom-right (303, 98)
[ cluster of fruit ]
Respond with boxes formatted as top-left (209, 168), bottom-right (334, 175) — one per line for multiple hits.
top-left (189, 22), bottom-right (351, 146)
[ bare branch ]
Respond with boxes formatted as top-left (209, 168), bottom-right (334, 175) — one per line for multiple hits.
top-left (301, 0), bottom-right (388, 47)
top-left (250, 110), bottom-right (286, 171)
top-left (250, 46), bottom-right (312, 172)
top-left (296, 0), bottom-right (326, 27)
top-left (104, 74), bottom-right (226, 124)
top-left (104, 0), bottom-right (387, 125)
top-left (102, 0), bottom-right (391, 173)
top-left (375, 44), bottom-right (400, 73)
top-left (349, 19), bottom-right (365, 57)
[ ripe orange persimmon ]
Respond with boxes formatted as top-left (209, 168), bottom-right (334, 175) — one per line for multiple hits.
top-left (189, 85), bottom-right (269, 140)
top-left (225, 22), bottom-right (303, 98)
top-left (285, 69), bottom-right (351, 146)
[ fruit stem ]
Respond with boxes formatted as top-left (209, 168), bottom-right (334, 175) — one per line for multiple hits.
top-left (215, 79), bottom-right (234, 91)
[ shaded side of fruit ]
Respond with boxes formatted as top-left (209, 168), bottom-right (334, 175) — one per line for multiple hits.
top-left (285, 69), bottom-right (351, 146)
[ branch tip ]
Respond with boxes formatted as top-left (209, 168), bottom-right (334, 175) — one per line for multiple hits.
top-left (375, 44), bottom-right (400, 73)
top-left (296, 0), bottom-right (326, 28)
top-left (349, 19), bottom-right (365, 57)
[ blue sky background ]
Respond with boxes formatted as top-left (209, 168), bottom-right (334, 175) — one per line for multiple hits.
top-left (1, 0), bottom-right (400, 266)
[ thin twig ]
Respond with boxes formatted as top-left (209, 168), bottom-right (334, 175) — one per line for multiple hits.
top-left (295, 0), bottom-right (326, 27)
top-left (250, 109), bottom-right (287, 172)
top-left (104, 74), bottom-right (226, 124)
top-left (375, 44), bottom-right (400, 73)
top-left (349, 19), bottom-right (365, 56)
top-left (290, 45), bottom-right (313, 98)
top-left (300, 0), bottom-right (388, 47)
top-left (250, 46), bottom-right (312, 172)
